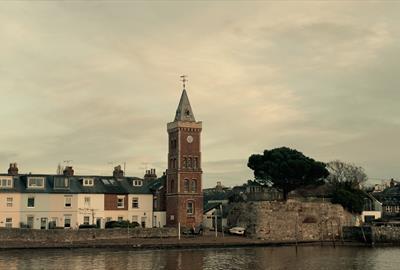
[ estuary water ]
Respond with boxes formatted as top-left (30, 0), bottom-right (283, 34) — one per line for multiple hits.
top-left (0, 246), bottom-right (399, 270)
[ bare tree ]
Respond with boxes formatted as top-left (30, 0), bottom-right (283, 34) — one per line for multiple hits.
top-left (326, 160), bottom-right (368, 188)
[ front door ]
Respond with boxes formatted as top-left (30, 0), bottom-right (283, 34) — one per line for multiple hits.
top-left (40, 218), bottom-right (47, 230)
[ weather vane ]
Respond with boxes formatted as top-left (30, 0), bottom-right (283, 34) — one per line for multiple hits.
top-left (180, 75), bottom-right (188, 89)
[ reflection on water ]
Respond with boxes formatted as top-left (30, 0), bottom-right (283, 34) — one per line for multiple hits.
top-left (0, 246), bottom-right (399, 270)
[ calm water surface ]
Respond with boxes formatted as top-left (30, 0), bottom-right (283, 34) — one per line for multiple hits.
top-left (0, 246), bottom-right (399, 270)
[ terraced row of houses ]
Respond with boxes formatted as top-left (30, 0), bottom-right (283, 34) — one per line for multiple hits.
top-left (0, 164), bottom-right (166, 229)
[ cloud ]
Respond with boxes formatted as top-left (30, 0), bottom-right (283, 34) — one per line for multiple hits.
top-left (0, 2), bottom-right (399, 186)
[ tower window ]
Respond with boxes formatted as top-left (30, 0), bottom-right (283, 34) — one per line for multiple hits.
top-left (184, 179), bottom-right (189, 192)
top-left (194, 157), bottom-right (198, 169)
top-left (187, 201), bottom-right (194, 215)
top-left (170, 179), bottom-right (174, 193)
top-left (183, 158), bottom-right (187, 168)
top-left (191, 179), bottom-right (197, 193)
top-left (187, 157), bottom-right (192, 168)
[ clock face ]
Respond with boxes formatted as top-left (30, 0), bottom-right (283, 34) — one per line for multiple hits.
top-left (186, 135), bottom-right (193, 143)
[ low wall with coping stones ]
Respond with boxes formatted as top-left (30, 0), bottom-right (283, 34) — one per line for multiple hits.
top-left (227, 200), bottom-right (359, 241)
top-left (0, 228), bottom-right (177, 242)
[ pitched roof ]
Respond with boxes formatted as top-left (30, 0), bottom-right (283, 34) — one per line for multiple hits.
top-left (174, 89), bottom-right (196, 122)
top-left (0, 174), bottom-right (152, 195)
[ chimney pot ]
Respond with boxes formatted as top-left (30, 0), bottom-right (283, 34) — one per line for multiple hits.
top-left (8, 163), bottom-right (19, 176)
top-left (63, 166), bottom-right (74, 177)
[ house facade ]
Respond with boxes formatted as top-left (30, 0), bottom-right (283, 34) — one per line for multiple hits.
top-left (0, 165), bottom-right (158, 229)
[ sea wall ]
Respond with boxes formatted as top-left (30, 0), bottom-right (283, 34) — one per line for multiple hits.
top-left (0, 227), bottom-right (177, 242)
top-left (372, 226), bottom-right (400, 243)
top-left (227, 200), bottom-right (359, 241)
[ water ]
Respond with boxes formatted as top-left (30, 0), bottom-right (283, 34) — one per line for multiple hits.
top-left (0, 246), bottom-right (399, 270)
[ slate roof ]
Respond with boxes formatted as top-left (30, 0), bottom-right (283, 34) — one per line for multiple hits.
top-left (0, 173), bottom-right (152, 194)
top-left (174, 89), bottom-right (196, 122)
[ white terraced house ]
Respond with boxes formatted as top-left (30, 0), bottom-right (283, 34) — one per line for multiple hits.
top-left (0, 164), bottom-right (166, 229)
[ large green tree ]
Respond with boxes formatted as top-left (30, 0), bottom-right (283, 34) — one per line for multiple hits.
top-left (247, 147), bottom-right (329, 200)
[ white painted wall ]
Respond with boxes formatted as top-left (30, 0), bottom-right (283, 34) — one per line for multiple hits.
top-left (20, 193), bottom-right (78, 229)
top-left (362, 210), bottom-right (382, 222)
top-left (153, 211), bottom-right (166, 227)
top-left (76, 194), bottom-right (104, 226)
top-left (0, 192), bottom-right (21, 228)
top-left (128, 194), bottom-right (153, 228)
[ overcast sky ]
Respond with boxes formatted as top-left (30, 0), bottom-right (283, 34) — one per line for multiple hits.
top-left (1, 2), bottom-right (399, 187)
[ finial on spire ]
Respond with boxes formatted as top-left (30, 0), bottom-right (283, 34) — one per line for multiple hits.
top-left (180, 75), bottom-right (188, 90)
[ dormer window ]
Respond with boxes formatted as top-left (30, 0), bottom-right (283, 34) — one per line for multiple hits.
top-left (133, 180), bottom-right (142, 186)
top-left (0, 176), bottom-right (13, 188)
top-left (28, 177), bottom-right (45, 188)
top-left (54, 177), bottom-right (69, 189)
top-left (83, 178), bottom-right (94, 187)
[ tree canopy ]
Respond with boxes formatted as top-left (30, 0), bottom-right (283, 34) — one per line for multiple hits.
top-left (247, 147), bottom-right (329, 200)
top-left (326, 160), bottom-right (368, 189)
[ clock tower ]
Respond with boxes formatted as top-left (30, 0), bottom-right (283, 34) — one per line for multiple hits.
top-left (166, 83), bottom-right (203, 228)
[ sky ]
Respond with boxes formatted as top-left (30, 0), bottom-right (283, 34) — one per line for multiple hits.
top-left (1, 1), bottom-right (399, 188)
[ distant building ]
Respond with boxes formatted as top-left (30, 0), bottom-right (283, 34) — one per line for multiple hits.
top-left (374, 181), bottom-right (400, 219)
top-left (229, 180), bottom-right (283, 202)
top-left (361, 193), bottom-right (382, 223)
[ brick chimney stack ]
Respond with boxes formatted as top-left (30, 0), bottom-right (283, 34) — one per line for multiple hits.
top-left (113, 165), bottom-right (124, 178)
top-left (8, 163), bottom-right (18, 176)
top-left (63, 166), bottom-right (74, 177)
top-left (144, 168), bottom-right (157, 181)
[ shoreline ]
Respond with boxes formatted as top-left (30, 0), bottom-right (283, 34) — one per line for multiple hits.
top-left (0, 235), bottom-right (384, 251)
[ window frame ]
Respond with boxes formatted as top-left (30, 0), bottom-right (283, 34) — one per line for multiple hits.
top-left (84, 196), bottom-right (91, 208)
top-left (184, 179), bottom-right (189, 192)
top-left (132, 197), bottom-right (139, 208)
top-left (64, 196), bottom-right (72, 208)
top-left (54, 177), bottom-right (69, 189)
top-left (191, 179), bottom-right (197, 193)
top-left (5, 217), bottom-right (12, 228)
top-left (27, 177), bottom-right (45, 189)
top-left (27, 197), bottom-right (35, 208)
top-left (0, 177), bottom-right (13, 188)
top-left (187, 201), bottom-right (194, 215)
top-left (83, 216), bottom-right (90, 225)
top-left (83, 178), bottom-right (94, 187)
top-left (64, 216), bottom-right (71, 228)
top-left (117, 196), bottom-right (125, 208)
top-left (6, 197), bottom-right (13, 207)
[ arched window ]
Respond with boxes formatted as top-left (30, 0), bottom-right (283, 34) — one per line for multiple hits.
top-left (183, 158), bottom-right (187, 168)
top-left (184, 179), bottom-right (189, 192)
top-left (170, 179), bottom-right (174, 193)
top-left (191, 179), bottom-right (197, 193)
top-left (193, 157), bottom-right (198, 169)
top-left (187, 157), bottom-right (192, 168)
top-left (173, 158), bottom-right (177, 169)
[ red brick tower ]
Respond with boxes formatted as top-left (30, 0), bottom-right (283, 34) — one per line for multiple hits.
top-left (166, 79), bottom-right (203, 228)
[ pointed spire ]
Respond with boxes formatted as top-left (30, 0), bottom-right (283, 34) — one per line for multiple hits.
top-left (174, 89), bottom-right (196, 122)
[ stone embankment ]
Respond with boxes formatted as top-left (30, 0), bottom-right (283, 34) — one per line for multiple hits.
top-left (227, 200), bottom-right (359, 241)
top-left (343, 226), bottom-right (400, 244)
top-left (0, 227), bottom-right (176, 244)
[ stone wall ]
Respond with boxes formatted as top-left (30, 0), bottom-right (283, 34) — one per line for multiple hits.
top-left (227, 200), bottom-right (359, 241)
top-left (0, 227), bottom-right (177, 242)
top-left (372, 226), bottom-right (400, 243)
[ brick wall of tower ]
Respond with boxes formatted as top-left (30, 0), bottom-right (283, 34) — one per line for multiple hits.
top-left (166, 123), bottom-right (203, 228)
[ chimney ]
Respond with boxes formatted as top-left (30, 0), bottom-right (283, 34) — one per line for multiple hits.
top-left (144, 168), bottom-right (157, 181)
top-left (8, 163), bottom-right (18, 176)
top-left (63, 166), bottom-right (74, 177)
top-left (113, 165), bottom-right (124, 178)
